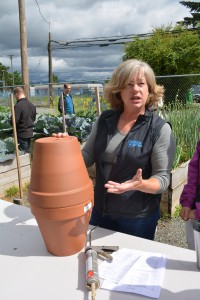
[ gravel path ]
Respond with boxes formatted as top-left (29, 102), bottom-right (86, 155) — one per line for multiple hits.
top-left (36, 107), bottom-right (57, 114)
top-left (155, 217), bottom-right (188, 249)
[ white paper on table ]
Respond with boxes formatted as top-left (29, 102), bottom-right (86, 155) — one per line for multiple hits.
top-left (99, 248), bottom-right (167, 299)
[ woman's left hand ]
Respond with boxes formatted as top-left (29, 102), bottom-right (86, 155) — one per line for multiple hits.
top-left (104, 168), bottom-right (143, 194)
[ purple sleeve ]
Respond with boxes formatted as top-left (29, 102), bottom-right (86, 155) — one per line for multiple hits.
top-left (195, 203), bottom-right (200, 219)
top-left (180, 145), bottom-right (199, 208)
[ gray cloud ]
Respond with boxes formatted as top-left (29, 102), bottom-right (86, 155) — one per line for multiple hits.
top-left (0, 0), bottom-right (190, 84)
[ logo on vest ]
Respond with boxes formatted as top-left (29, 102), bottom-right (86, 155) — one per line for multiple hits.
top-left (127, 140), bottom-right (142, 148)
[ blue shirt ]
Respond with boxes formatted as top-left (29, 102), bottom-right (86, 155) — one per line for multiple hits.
top-left (64, 94), bottom-right (74, 114)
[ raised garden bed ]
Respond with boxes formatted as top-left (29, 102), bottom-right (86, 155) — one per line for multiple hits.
top-left (160, 160), bottom-right (190, 216)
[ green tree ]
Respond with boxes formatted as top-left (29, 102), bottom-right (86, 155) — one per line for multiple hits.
top-left (123, 25), bottom-right (200, 103)
top-left (123, 25), bottom-right (200, 75)
top-left (12, 71), bottom-right (23, 86)
top-left (53, 73), bottom-right (59, 83)
top-left (178, 1), bottom-right (200, 28)
top-left (0, 63), bottom-right (9, 88)
top-left (0, 62), bottom-right (22, 87)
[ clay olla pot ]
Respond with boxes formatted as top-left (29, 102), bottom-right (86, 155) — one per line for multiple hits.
top-left (28, 136), bottom-right (94, 256)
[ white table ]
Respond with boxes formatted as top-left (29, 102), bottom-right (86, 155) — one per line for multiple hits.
top-left (0, 199), bottom-right (200, 300)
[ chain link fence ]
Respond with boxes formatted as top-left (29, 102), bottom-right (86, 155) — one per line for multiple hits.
top-left (156, 74), bottom-right (200, 104)
top-left (0, 83), bottom-right (104, 111)
top-left (0, 74), bottom-right (200, 109)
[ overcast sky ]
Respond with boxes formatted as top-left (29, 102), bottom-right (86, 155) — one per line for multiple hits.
top-left (0, 0), bottom-right (190, 84)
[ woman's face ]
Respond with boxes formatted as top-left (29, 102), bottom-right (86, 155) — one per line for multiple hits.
top-left (120, 70), bottom-right (149, 113)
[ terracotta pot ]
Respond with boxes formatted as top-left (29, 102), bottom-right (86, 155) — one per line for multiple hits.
top-left (29, 136), bottom-right (93, 208)
top-left (28, 136), bottom-right (94, 256)
top-left (28, 182), bottom-right (93, 208)
top-left (31, 200), bottom-right (92, 256)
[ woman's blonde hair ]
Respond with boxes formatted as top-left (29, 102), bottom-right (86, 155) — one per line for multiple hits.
top-left (104, 59), bottom-right (164, 110)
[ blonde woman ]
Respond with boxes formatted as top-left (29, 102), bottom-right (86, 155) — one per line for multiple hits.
top-left (54, 59), bottom-right (176, 240)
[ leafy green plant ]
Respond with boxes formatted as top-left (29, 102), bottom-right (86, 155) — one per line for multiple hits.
top-left (65, 115), bottom-right (95, 142)
top-left (0, 105), bottom-right (10, 113)
top-left (5, 186), bottom-right (19, 197)
top-left (0, 112), bottom-right (12, 136)
top-left (160, 212), bottom-right (171, 219)
top-left (173, 205), bottom-right (182, 218)
top-left (33, 113), bottom-right (95, 142)
top-left (0, 111), bottom-right (96, 161)
top-left (33, 113), bottom-right (63, 139)
top-left (0, 137), bottom-right (16, 162)
top-left (76, 108), bottom-right (97, 119)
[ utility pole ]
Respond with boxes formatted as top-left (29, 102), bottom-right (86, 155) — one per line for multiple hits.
top-left (48, 31), bottom-right (53, 106)
top-left (18, 0), bottom-right (29, 99)
top-left (8, 55), bottom-right (15, 86)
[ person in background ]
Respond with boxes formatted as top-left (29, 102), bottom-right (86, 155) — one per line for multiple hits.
top-left (179, 136), bottom-right (200, 250)
top-left (11, 86), bottom-right (36, 153)
top-left (58, 83), bottom-right (75, 115)
top-left (53, 59), bottom-right (176, 240)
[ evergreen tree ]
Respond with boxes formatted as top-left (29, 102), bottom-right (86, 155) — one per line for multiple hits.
top-left (178, 1), bottom-right (200, 27)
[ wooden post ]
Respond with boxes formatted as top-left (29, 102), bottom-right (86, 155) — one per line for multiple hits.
top-left (61, 93), bottom-right (66, 133)
top-left (48, 31), bottom-right (53, 106)
top-left (10, 92), bottom-right (23, 204)
top-left (18, 0), bottom-right (29, 99)
top-left (95, 86), bottom-right (101, 116)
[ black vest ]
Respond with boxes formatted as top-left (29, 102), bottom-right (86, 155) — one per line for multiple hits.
top-left (93, 109), bottom-right (166, 218)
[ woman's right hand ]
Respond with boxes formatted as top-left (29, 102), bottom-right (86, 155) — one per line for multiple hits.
top-left (52, 132), bottom-right (68, 138)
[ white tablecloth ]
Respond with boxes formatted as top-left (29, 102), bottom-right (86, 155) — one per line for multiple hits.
top-left (0, 199), bottom-right (200, 300)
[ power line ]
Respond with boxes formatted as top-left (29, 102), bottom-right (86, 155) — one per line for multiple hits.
top-left (52, 41), bottom-right (127, 50)
top-left (33, 0), bottom-right (51, 77)
top-left (35, 0), bottom-right (50, 31)
top-left (31, 49), bottom-right (48, 72)
top-left (50, 27), bottom-right (198, 50)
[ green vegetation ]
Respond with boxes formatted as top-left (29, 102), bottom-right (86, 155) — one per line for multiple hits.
top-left (123, 24), bottom-right (200, 104)
top-left (5, 186), bottom-right (19, 197)
top-left (162, 101), bottom-right (200, 168)
top-left (0, 106), bottom-right (10, 113)
top-left (160, 205), bottom-right (182, 219)
top-left (123, 25), bottom-right (200, 76)
top-left (4, 182), bottom-right (30, 200)
top-left (0, 97), bottom-right (199, 168)
top-left (173, 205), bottom-right (182, 218)
top-left (0, 62), bottom-right (22, 87)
